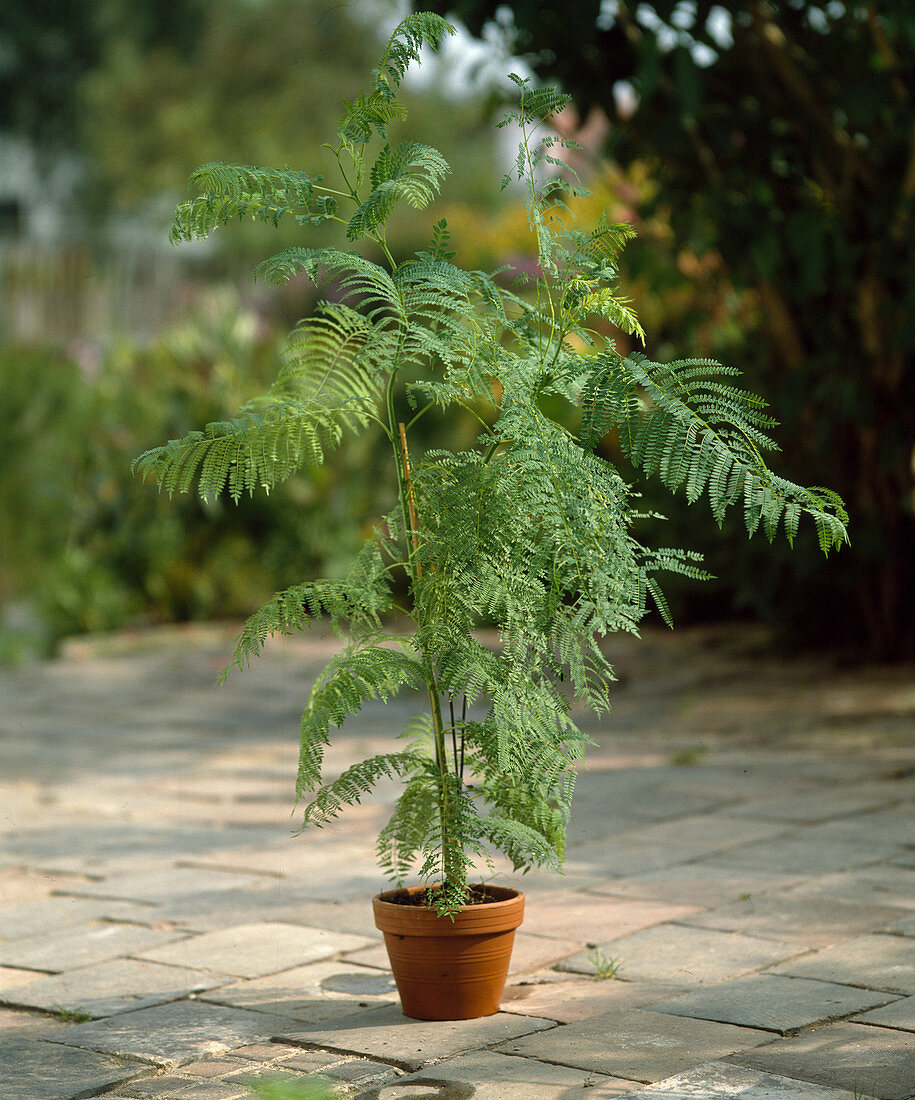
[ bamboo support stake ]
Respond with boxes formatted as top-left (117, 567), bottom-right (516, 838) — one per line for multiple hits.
top-left (398, 421), bottom-right (423, 579)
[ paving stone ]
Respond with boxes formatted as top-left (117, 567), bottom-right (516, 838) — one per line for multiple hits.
top-left (222, 1042), bottom-right (302, 1062)
top-left (817, 807), bottom-right (915, 849)
top-left (0, 963), bottom-right (44, 987)
top-left (0, 895), bottom-right (151, 941)
top-left (771, 934), bottom-right (915, 994)
top-left (199, 959), bottom-right (398, 1021)
top-left (853, 996), bottom-right (915, 1032)
top-left (728, 1021), bottom-right (915, 1099)
top-left (0, 866), bottom-right (93, 905)
top-left (4, 622), bottom-right (914, 1099)
top-left (129, 884), bottom-right (386, 938)
top-left (275, 1003), bottom-right (556, 1071)
top-left (0, 1034), bottom-right (146, 1099)
top-left (279, 1048), bottom-right (372, 1073)
top-left (497, 1007), bottom-right (770, 1084)
top-left (565, 814), bottom-right (788, 877)
top-left (0, 921), bottom-right (186, 973)
top-left (0, 958), bottom-right (226, 1018)
top-left (137, 922), bottom-right (372, 978)
top-left (709, 833), bottom-right (904, 875)
top-left (366, 1050), bottom-right (640, 1097)
top-left (725, 787), bottom-right (901, 824)
top-left (591, 865), bottom-right (803, 908)
top-left (186, 841), bottom-right (383, 890)
top-left (63, 866), bottom-right (273, 903)
top-left (119, 1073), bottom-right (228, 1096)
top-left (785, 866), bottom-right (915, 911)
top-left (124, 884), bottom-right (297, 933)
top-left (0, 1006), bottom-right (70, 1036)
top-left (43, 1000), bottom-right (293, 1068)
top-left (557, 924), bottom-right (805, 984)
top-left (507, 931), bottom-right (586, 974)
top-left (680, 892), bottom-right (903, 948)
top-left (0, 823), bottom-right (277, 872)
top-left (156, 1084), bottom-right (250, 1100)
top-left (503, 974), bottom-right (686, 1022)
top-left (320, 1056), bottom-right (399, 1087)
top-left (625, 1059), bottom-right (863, 1098)
top-left (647, 974), bottom-right (897, 1034)
top-left (522, 893), bottom-right (701, 943)
top-left (181, 1056), bottom-right (255, 1076)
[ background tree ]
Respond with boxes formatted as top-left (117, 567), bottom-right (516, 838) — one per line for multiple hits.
top-left (0, 0), bottom-right (207, 150)
top-left (429, 0), bottom-right (914, 658)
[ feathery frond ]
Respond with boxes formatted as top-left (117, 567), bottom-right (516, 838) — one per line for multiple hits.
top-left (298, 643), bottom-right (426, 796)
top-left (347, 142), bottom-right (450, 241)
top-left (170, 164), bottom-right (335, 243)
top-left (580, 351), bottom-right (849, 551)
top-left (371, 13), bottom-right (455, 102)
top-left (224, 539), bottom-right (393, 677)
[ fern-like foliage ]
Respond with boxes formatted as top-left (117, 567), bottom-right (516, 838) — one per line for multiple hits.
top-left (347, 142), bottom-right (450, 241)
top-left (371, 13), bottom-right (455, 102)
top-left (297, 643), bottom-right (426, 794)
top-left (132, 302), bottom-right (389, 501)
top-left (224, 538), bottom-right (393, 677)
top-left (139, 14), bottom-right (849, 916)
top-left (170, 164), bottom-right (336, 243)
top-left (580, 352), bottom-right (849, 552)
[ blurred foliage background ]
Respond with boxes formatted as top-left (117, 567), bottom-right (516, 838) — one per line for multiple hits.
top-left (0, 0), bottom-right (911, 664)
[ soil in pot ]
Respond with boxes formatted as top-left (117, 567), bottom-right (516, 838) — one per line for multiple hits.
top-left (372, 884), bottom-right (525, 1020)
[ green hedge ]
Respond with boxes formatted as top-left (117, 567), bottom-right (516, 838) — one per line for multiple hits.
top-left (0, 293), bottom-right (392, 663)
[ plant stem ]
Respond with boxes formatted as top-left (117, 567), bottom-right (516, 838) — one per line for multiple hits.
top-left (392, 413), bottom-right (463, 902)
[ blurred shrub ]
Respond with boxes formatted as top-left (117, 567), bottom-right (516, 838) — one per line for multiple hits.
top-left (0, 291), bottom-right (392, 661)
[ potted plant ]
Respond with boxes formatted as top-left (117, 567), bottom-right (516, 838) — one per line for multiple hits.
top-left (135, 12), bottom-right (848, 1021)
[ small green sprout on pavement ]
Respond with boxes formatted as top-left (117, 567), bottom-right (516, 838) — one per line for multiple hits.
top-left (588, 948), bottom-right (622, 979)
top-left (52, 1005), bottom-right (92, 1024)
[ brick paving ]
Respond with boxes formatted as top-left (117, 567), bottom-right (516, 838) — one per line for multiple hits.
top-left (1, 622), bottom-right (914, 1099)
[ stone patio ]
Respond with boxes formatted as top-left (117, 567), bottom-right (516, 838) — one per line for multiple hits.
top-left (1, 622), bottom-right (913, 1099)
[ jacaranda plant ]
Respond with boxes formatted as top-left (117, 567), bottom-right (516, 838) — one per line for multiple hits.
top-left (135, 13), bottom-right (848, 916)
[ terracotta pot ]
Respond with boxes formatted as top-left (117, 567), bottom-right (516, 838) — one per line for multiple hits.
top-left (372, 885), bottom-right (525, 1020)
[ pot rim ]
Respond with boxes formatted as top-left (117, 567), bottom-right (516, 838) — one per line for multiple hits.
top-left (373, 883), bottom-right (525, 936)
top-left (374, 883), bottom-right (521, 908)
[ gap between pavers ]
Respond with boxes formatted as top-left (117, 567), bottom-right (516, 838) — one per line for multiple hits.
top-left (769, 933), bottom-right (915, 994)
top-left (362, 1049), bottom-right (643, 1097)
top-left (726, 1020), bottom-right (915, 1100)
top-left (41, 1000), bottom-right (296, 1068)
top-left (273, 1002), bottom-right (558, 1072)
top-left (556, 922), bottom-right (807, 985)
top-left (0, 1035), bottom-right (148, 1100)
top-left (502, 972), bottom-right (688, 1023)
top-left (619, 1059), bottom-right (868, 1099)
top-left (196, 959), bottom-right (399, 1023)
top-left (0, 957), bottom-right (228, 1018)
top-left (520, 891), bottom-right (702, 942)
top-left (853, 995), bottom-right (915, 1032)
top-left (0, 921), bottom-right (188, 974)
top-left (495, 1006), bottom-right (772, 1084)
top-left (645, 974), bottom-right (901, 1035)
top-left (677, 892), bottom-right (906, 949)
top-left (135, 922), bottom-right (374, 979)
